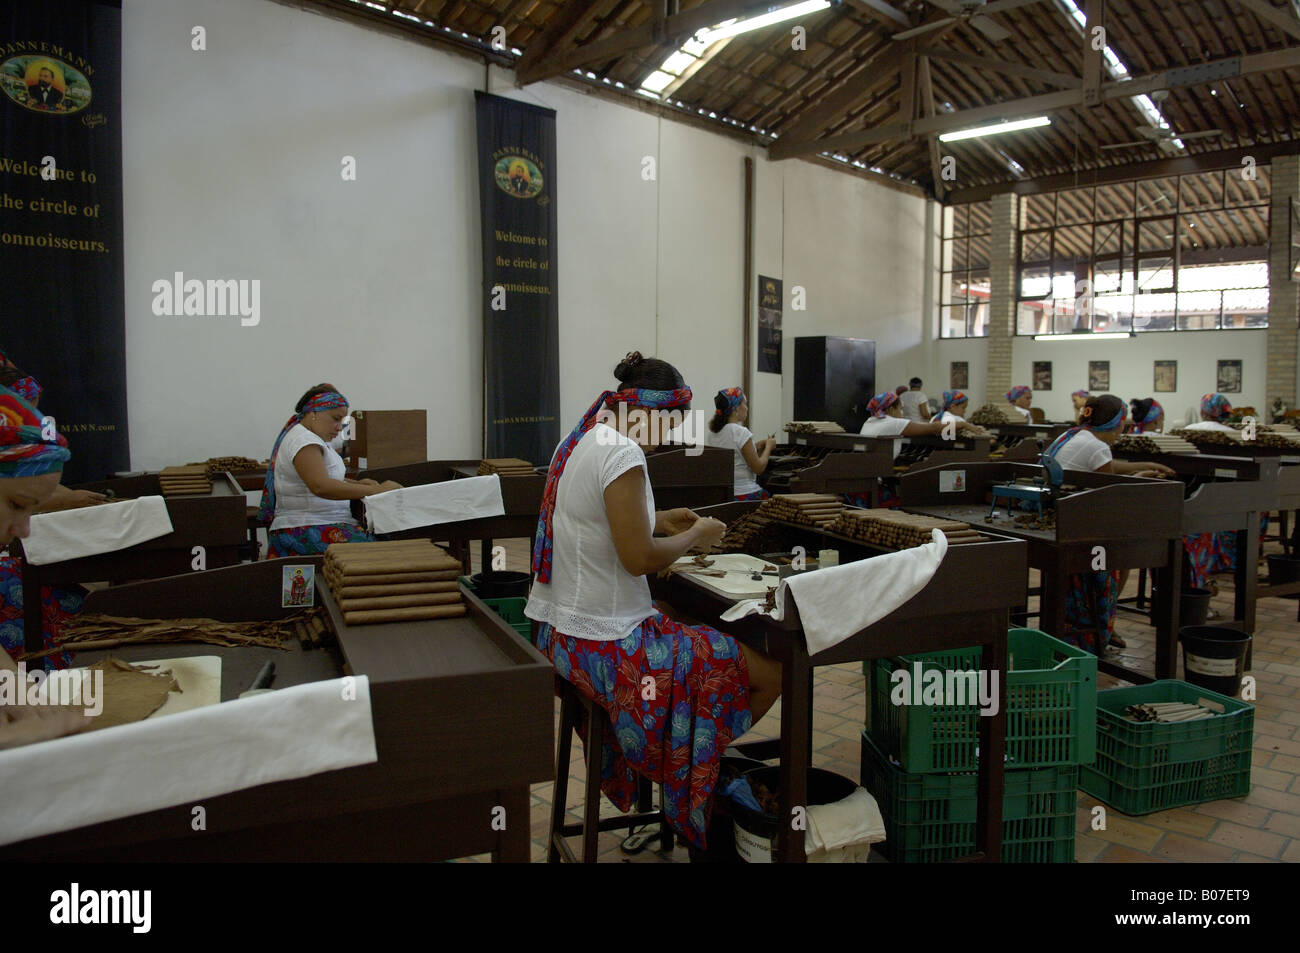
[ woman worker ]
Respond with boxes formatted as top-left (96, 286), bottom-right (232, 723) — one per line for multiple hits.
top-left (525, 352), bottom-right (782, 849)
top-left (1044, 395), bottom-right (1174, 654)
top-left (851, 390), bottom-right (953, 508)
top-left (930, 390), bottom-right (989, 435)
top-left (1006, 385), bottom-right (1034, 421)
top-left (260, 383), bottom-right (401, 557)
top-left (1071, 390), bottom-right (1090, 423)
top-left (704, 387), bottom-right (772, 501)
top-left (0, 384), bottom-right (91, 748)
top-left (1185, 393), bottom-right (1236, 432)
top-left (1129, 398), bottom-right (1165, 434)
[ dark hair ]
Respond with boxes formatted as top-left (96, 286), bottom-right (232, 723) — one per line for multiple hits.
top-left (295, 382), bottom-right (342, 414)
top-left (1080, 394), bottom-right (1124, 429)
top-left (1130, 397), bottom-right (1155, 423)
top-left (710, 393), bottom-right (731, 433)
top-left (895, 384), bottom-right (908, 395)
top-left (613, 351), bottom-right (686, 394)
top-left (0, 365), bottom-right (29, 390)
top-left (909, 378), bottom-right (922, 388)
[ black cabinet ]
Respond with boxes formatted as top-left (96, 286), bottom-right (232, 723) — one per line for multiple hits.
top-left (793, 336), bottom-right (876, 433)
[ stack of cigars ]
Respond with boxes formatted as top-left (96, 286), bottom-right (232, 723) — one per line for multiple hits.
top-left (1113, 433), bottom-right (1198, 455)
top-left (764, 493), bottom-right (843, 527)
top-left (189, 455), bottom-right (267, 475)
top-left (324, 540), bottom-right (466, 625)
top-left (784, 421), bottom-right (845, 435)
top-left (478, 457), bottom-right (537, 476)
top-left (830, 508), bottom-right (984, 548)
top-left (158, 465), bottom-right (211, 496)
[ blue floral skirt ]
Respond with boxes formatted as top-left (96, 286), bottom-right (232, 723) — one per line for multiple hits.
top-left (735, 489), bottom-right (770, 501)
top-left (537, 614), bottom-right (752, 849)
top-left (0, 555), bottom-right (82, 669)
top-left (1062, 570), bottom-right (1120, 655)
top-left (266, 521), bottom-right (374, 558)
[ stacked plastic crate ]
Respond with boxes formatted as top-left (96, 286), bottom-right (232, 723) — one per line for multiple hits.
top-left (860, 628), bottom-right (1096, 862)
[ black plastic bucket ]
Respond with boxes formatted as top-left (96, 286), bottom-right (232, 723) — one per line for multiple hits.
top-left (731, 767), bottom-right (859, 863)
top-left (1266, 554), bottom-right (1300, 599)
top-left (470, 570), bottom-right (530, 599)
top-left (688, 756), bottom-right (768, 864)
top-left (1179, 625), bottom-right (1252, 697)
top-left (1180, 587), bottom-right (1212, 626)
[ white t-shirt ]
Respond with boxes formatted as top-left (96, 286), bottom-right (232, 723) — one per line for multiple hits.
top-left (859, 414), bottom-right (910, 458)
top-left (1011, 404), bottom-right (1032, 420)
top-left (1050, 428), bottom-right (1112, 473)
top-left (900, 390), bottom-right (930, 422)
top-left (704, 422), bottom-right (762, 496)
top-left (269, 424), bottom-right (356, 530)
top-left (525, 425), bottom-right (656, 641)
top-left (1184, 421), bottom-right (1236, 433)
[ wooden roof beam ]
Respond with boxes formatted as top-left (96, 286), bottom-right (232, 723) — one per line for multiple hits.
top-left (771, 44), bottom-right (1300, 159)
top-left (514, 0), bottom-right (607, 82)
top-left (843, 0), bottom-right (910, 29)
top-left (1236, 0), bottom-right (1300, 43)
top-left (916, 45), bottom-right (1082, 89)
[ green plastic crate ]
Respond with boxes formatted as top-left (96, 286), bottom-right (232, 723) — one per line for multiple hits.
top-left (459, 577), bottom-right (532, 642)
top-left (868, 628), bottom-right (1096, 773)
top-left (860, 732), bottom-right (1077, 863)
top-left (1078, 680), bottom-right (1253, 815)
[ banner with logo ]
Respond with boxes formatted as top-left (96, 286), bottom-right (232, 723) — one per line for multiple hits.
top-left (0, 0), bottom-right (127, 483)
top-left (474, 91), bottom-right (559, 466)
top-left (758, 275), bottom-right (782, 374)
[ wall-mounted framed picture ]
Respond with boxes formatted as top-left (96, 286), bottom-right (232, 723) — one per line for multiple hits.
top-left (1217, 359), bottom-right (1243, 393)
top-left (1088, 360), bottom-right (1110, 391)
top-left (1032, 361), bottom-right (1052, 391)
top-left (1153, 360), bottom-right (1177, 393)
top-left (950, 361), bottom-right (969, 390)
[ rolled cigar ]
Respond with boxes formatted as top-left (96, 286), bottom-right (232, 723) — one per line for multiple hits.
top-left (328, 555), bottom-right (462, 570)
top-left (326, 540), bottom-right (434, 552)
top-left (339, 592), bottom-right (464, 611)
top-left (328, 573), bottom-right (463, 589)
top-left (338, 581), bottom-right (460, 597)
top-left (294, 621), bottom-right (313, 649)
top-left (308, 615), bottom-right (328, 641)
top-left (328, 562), bottom-right (464, 577)
top-left (344, 604), bottom-right (467, 624)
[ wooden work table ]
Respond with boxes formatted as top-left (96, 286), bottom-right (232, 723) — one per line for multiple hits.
top-left (899, 461), bottom-right (1184, 684)
top-left (650, 500), bottom-right (1025, 863)
top-left (0, 558), bottom-right (552, 862)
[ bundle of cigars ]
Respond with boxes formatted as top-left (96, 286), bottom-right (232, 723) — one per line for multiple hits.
top-left (763, 493), bottom-right (843, 527)
top-left (188, 455), bottom-right (267, 475)
top-left (709, 509), bottom-right (776, 554)
top-left (158, 465), bottom-right (211, 496)
top-left (478, 457), bottom-right (537, 476)
top-left (1113, 433), bottom-right (1198, 455)
top-left (784, 421), bottom-right (845, 435)
top-left (830, 508), bottom-right (985, 549)
top-left (324, 539), bottom-right (466, 625)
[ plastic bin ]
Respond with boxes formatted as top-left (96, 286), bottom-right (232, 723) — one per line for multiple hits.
top-left (868, 628), bottom-right (1096, 773)
top-left (460, 576), bottom-right (532, 642)
top-left (1078, 680), bottom-right (1253, 815)
top-left (860, 732), bottom-right (1077, 863)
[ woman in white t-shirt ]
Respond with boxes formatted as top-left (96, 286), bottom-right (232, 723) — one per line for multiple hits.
top-left (525, 352), bottom-right (782, 852)
top-left (859, 390), bottom-right (948, 448)
top-left (258, 384), bottom-right (401, 557)
top-left (1043, 395), bottom-right (1174, 655)
top-left (704, 386), bottom-right (772, 500)
top-left (1006, 385), bottom-right (1034, 421)
top-left (1183, 393), bottom-right (1237, 433)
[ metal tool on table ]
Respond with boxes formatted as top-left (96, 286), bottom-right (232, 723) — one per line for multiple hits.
top-left (987, 453), bottom-right (1065, 520)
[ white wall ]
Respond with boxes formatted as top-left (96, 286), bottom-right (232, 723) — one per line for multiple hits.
top-left (118, 0), bottom-right (934, 468)
top-left (937, 332), bottom-right (1268, 423)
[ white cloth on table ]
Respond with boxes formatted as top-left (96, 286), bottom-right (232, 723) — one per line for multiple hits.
top-left (22, 496), bottom-right (174, 565)
top-left (720, 529), bottom-right (948, 656)
top-left (363, 474), bottom-right (504, 534)
top-left (0, 675), bottom-right (377, 847)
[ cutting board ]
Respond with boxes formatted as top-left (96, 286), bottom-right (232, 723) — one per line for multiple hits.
top-left (669, 554), bottom-right (780, 599)
top-left (134, 656), bottom-right (222, 718)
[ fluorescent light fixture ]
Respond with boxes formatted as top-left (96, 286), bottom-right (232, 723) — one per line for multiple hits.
top-left (1033, 332), bottom-right (1134, 342)
top-left (695, 1), bottom-right (831, 45)
top-left (939, 116), bottom-right (1051, 142)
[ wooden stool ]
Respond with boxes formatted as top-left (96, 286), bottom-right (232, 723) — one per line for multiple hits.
top-left (548, 676), bottom-right (674, 863)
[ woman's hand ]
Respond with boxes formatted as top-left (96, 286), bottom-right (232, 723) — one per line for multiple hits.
top-left (0, 702), bottom-right (92, 751)
top-left (369, 480), bottom-right (403, 494)
top-left (656, 508), bottom-right (699, 536)
top-left (688, 517), bottom-right (727, 550)
top-left (1134, 467), bottom-right (1173, 479)
top-left (356, 478), bottom-right (380, 487)
top-left (36, 487), bottom-right (107, 513)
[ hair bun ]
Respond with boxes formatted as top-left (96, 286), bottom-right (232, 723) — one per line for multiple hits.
top-left (613, 351), bottom-right (645, 383)
top-left (624, 351), bottom-right (643, 368)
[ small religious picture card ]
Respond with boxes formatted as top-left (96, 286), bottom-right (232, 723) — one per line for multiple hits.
top-left (282, 564), bottom-right (315, 607)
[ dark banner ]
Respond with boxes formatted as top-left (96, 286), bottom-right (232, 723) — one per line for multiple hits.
top-left (0, 0), bottom-right (126, 483)
top-left (758, 274), bottom-right (782, 374)
top-left (475, 91), bottom-right (559, 466)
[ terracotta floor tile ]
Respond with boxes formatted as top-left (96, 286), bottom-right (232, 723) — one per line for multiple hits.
top-left (1153, 832), bottom-right (1236, 863)
top-left (1263, 812), bottom-right (1300, 839)
top-left (1089, 815), bottom-right (1165, 852)
top-left (1142, 809), bottom-right (1218, 838)
top-left (1099, 843), bottom-right (1174, 863)
top-left (1193, 799), bottom-right (1271, 827)
top-left (1207, 821), bottom-right (1286, 858)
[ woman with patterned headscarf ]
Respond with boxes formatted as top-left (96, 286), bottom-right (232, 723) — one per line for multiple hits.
top-left (1045, 395), bottom-right (1174, 654)
top-left (1128, 397), bottom-right (1164, 434)
top-left (930, 390), bottom-right (989, 435)
top-left (704, 386), bottom-right (772, 500)
top-left (860, 389), bottom-right (950, 449)
top-left (1006, 385), bottom-right (1034, 421)
top-left (526, 352), bottom-right (781, 853)
top-left (1071, 390), bottom-right (1090, 423)
top-left (0, 384), bottom-right (93, 749)
top-left (1184, 393), bottom-right (1236, 433)
top-left (259, 383), bottom-right (402, 557)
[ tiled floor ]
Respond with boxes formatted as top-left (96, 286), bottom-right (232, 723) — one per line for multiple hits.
top-left (457, 533), bottom-right (1300, 863)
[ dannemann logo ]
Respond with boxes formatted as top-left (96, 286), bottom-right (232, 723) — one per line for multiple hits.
top-left (0, 41), bottom-right (94, 116)
top-left (492, 146), bottom-right (544, 200)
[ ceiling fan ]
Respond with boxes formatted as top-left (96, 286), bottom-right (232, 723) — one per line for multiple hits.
top-left (892, 0), bottom-right (1051, 43)
top-left (1099, 125), bottom-right (1224, 151)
